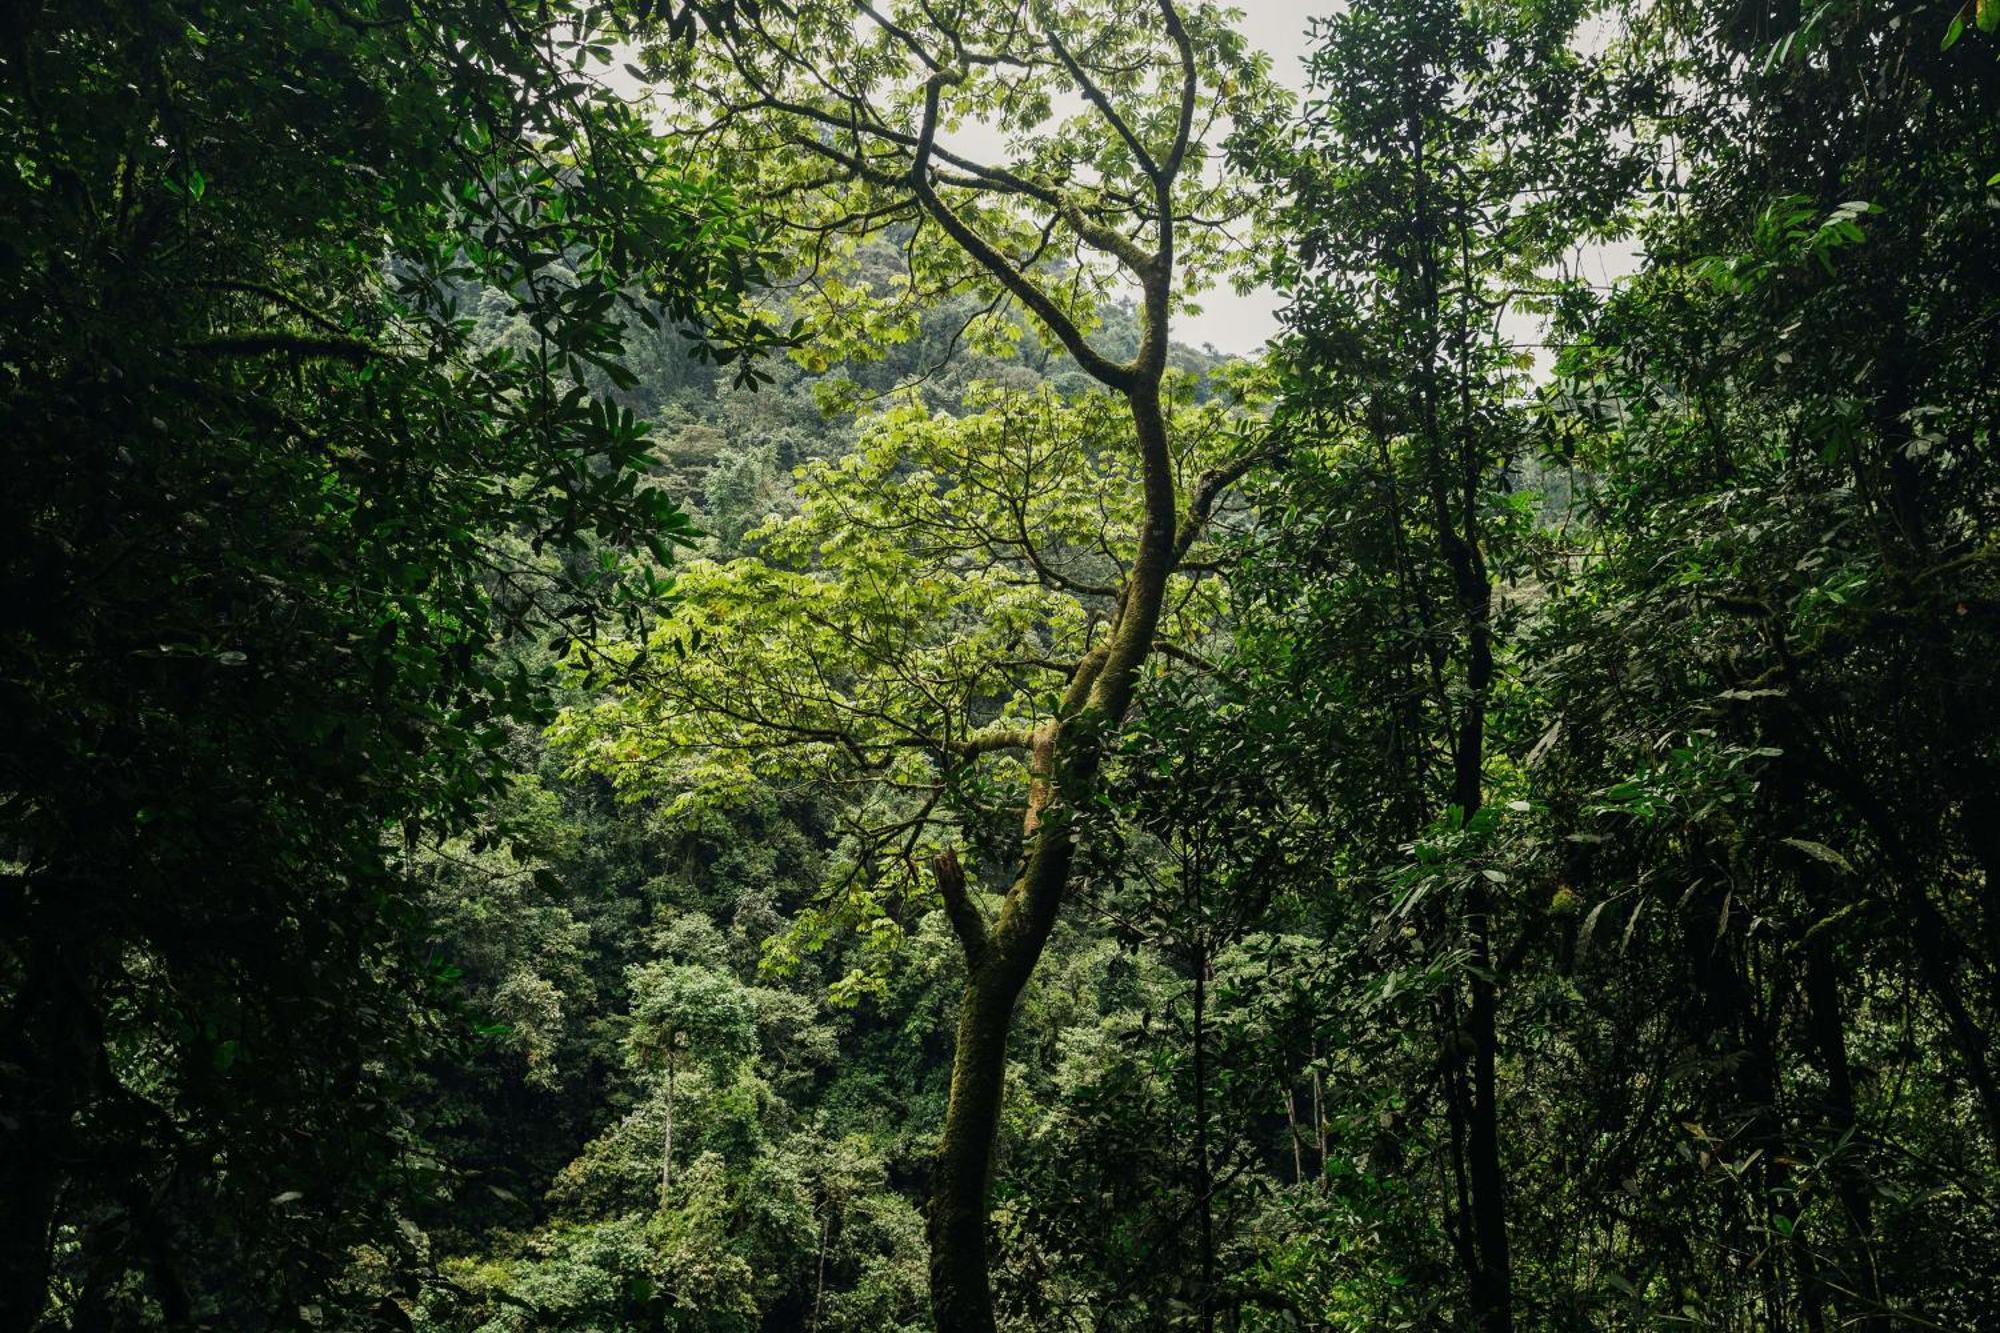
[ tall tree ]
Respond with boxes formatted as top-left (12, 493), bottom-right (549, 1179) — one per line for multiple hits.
top-left (1506, 0), bottom-right (2000, 1320)
top-left (1242, 0), bottom-right (1643, 1324)
top-left (603, 8), bottom-right (1278, 1327)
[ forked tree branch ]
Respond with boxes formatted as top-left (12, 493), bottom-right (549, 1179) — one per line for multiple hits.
top-left (934, 847), bottom-right (989, 963)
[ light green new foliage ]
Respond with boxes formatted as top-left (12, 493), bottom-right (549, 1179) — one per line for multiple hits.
top-left (554, 375), bottom-right (1252, 993)
top-left (572, 9), bottom-right (1284, 1318)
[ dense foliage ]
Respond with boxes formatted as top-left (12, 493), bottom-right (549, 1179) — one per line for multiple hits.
top-left (3, 0), bottom-right (1996, 1329)
top-left (0, 0), bottom-right (773, 1323)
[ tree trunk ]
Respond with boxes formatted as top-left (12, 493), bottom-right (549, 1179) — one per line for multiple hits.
top-left (928, 802), bottom-right (1084, 1332)
top-left (0, 936), bottom-right (89, 1332)
top-left (1804, 935), bottom-right (1881, 1328)
top-left (1193, 942), bottom-right (1216, 1333)
top-left (1443, 492), bottom-right (1512, 1333)
top-left (660, 1059), bottom-right (676, 1201)
top-left (1463, 921), bottom-right (1513, 1333)
top-left (811, 1212), bottom-right (831, 1333)
top-left (1313, 1056), bottom-right (1328, 1182)
top-left (927, 371), bottom-right (1176, 1331)
top-left (928, 966), bottom-right (1019, 1333)
top-left (1406, 83), bottom-right (1515, 1320)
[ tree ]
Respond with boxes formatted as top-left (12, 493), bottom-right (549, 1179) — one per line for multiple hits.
top-left (1229, 0), bottom-right (2000, 1323)
top-left (1089, 669), bottom-right (1306, 1331)
top-left (560, 371), bottom-right (1264, 1330)
top-left (574, 11), bottom-right (1282, 1325)
top-left (0, 1), bottom-right (774, 1322)
top-left (1503, 0), bottom-right (2000, 1318)
top-left (627, 961), bottom-right (759, 1196)
top-left (19, 0), bottom-right (2000, 1327)
top-left (1242, 0), bottom-right (1643, 1321)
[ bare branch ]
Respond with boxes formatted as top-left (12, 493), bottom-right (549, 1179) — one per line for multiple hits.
top-left (181, 332), bottom-right (382, 362)
top-left (856, 1), bottom-right (944, 72)
top-left (1157, 0), bottom-right (1199, 184)
top-left (954, 727), bottom-right (1037, 757)
top-left (1152, 640), bottom-right (1217, 674)
top-left (199, 279), bottom-right (350, 336)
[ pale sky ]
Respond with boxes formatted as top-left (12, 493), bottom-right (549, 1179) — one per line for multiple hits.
top-left (1174, 2), bottom-right (1640, 358)
top-left (1179, 0), bottom-right (1335, 353)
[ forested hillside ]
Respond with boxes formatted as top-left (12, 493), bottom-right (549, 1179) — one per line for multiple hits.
top-left (3, 2), bottom-right (1997, 1331)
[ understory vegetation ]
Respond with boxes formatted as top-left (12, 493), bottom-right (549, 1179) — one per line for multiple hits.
top-left (3, 0), bottom-right (1997, 1329)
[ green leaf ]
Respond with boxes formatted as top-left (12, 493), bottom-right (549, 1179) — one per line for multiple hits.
top-left (1942, 10), bottom-right (1966, 48)
top-left (1579, 898), bottom-right (1611, 950)
top-left (1781, 837), bottom-right (1854, 874)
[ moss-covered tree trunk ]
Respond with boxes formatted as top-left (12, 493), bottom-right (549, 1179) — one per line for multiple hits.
top-left (926, 367), bottom-right (1180, 1330)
